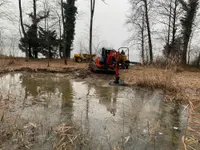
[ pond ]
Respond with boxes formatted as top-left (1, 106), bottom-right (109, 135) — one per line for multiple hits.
top-left (0, 73), bottom-right (188, 150)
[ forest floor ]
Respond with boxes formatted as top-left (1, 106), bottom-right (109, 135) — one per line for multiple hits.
top-left (0, 56), bottom-right (200, 148)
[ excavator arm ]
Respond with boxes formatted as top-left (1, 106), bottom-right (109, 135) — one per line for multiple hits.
top-left (109, 50), bottom-right (128, 86)
top-left (114, 51), bottom-right (120, 84)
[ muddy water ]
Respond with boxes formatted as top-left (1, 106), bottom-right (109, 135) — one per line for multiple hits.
top-left (0, 73), bottom-right (188, 150)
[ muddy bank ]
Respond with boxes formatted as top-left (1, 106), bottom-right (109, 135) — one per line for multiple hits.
top-left (0, 67), bottom-right (90, 78)
top-left (0, 58), bottom-right (116, 81)
top-left (0, 62), bottom-right (199, 103)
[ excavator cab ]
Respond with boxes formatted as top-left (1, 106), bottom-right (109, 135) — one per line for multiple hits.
top-left (118, 47), bottom-right (130, 69)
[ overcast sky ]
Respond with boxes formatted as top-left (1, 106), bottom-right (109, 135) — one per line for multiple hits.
top-left (74, 0), bottom-right (141, 62)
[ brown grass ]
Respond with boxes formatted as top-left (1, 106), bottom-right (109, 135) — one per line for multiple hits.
top-left (0, 111), bottom-right (38, 149)
top-left (53, 123), bottom-right (77, 150)
top-left (0, 57), bottom-right (87, 69)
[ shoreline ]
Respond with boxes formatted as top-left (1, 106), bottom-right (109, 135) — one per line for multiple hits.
top-left (0, 60), bottom-right (199, 102)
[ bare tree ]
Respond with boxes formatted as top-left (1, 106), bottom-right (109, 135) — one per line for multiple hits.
top-left (0, 29), bottom-right (4, 55)
top-left (156, 0), bottom-right (183, 60)
top-left (178, 0), bottom-right (199, 65)
top-left (171, 0), bottom-right (179, 49)
top-left (89, 0), bottom-right (107, 61)
top-left (126, 9), bottom-right (147, 64)
top-left (53, 1), bottom-right (63, 58)
top-left (141, 12), bottom-right (145, 64)
top-left (128, 0), bottom-right (154, 64)
top-left (60, 0), bottom-right (66, 63)
top-left (144, 0), bottom-right (153, 63)
top-left (18, 0), bottom-right (28, 60)
top-left (89, 0), bottom-right (96, 61)
top-left (127, 0), bottom-right (156, 64)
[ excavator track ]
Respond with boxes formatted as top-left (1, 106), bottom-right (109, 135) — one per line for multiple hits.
top-left (88, 62), bottom-right (116, 74)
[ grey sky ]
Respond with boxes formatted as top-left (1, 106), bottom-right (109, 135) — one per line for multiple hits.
top-left (74, 0), bottom-right (140, 62)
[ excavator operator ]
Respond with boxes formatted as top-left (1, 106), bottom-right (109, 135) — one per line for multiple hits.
top-left (121, 50), bottom-right (125, 55)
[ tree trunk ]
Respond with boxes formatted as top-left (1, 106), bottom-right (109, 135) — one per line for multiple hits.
top-left (167, 0), bottom-right (172, 46)
top-left (187, 49), bottom-right (190, 64)
top-left (179, 0), bottom-right (199, 65)
top-left (146, 47), bottom-right (149, 64)
top-left (188, 30), bottom-right (194, 64)
top-left (197, 52), bottom-right (200, 67)
top-left (47, 18), bottom-right (50, 67)
top-left (171, 0), bottom-right (178, 51)
top-left (18, 0), bottom-right (28, 61)
top-left (144, 0), bottom-right (153, 64)
top-left (33, 0), bottom-right (38, 59)
top-left (28, 44), bottom-right (32, 58)
top-left (58, 17), bottom-right (63, 58)
top-left (166, 0), bottom-right (172, 59)
top-left (66, 43), bottom-right (71, 58)
top-left (182, 37), bottom-right (189, 65)
top-left (61, 0), bottom-right (67, 64)
top-left (141, 12), bottom-right (145, 64)
top-left (33, 51), bottom-right (38, 59)
top-left (89, 0), bottom-right (96, 62)
top-left (33, 0), bottom-right (36, 18)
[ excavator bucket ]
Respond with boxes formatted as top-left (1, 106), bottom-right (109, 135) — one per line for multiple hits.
top-left (109, 79), bottom-right (128, 86)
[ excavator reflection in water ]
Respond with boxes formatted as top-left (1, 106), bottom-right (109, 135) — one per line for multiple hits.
top-left (94, 85), bottom-right (119, 116)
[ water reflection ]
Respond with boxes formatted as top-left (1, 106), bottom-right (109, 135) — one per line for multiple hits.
top-left (0, 73), bottom-right (189, 150)
top-left (95, 85), bottom-right (119, 116)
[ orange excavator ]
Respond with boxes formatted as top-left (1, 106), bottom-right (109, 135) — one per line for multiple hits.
top-left (89, 47), bottom-right (128, 86)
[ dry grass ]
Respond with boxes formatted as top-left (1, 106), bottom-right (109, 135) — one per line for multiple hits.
top-left (0, 111), bottom-right (39, 150)
top-left (0, 58), bottom-right (15, 68)
top-left (121, 66), bottom-right (200, 100)
top-left (53, 123), bottom-right (77, 150)
top-left (0, 57), bottom-right (87, 72)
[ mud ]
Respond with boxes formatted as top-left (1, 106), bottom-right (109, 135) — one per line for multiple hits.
top-left (0, 67), bottom-right (88, 77)
top-left (0, 66), bottom-right (117, 83)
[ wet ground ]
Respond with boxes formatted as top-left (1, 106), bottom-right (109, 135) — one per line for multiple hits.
top-left (0, 72), bottom-right (189, 150)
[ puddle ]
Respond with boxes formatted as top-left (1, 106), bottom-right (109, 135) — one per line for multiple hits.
top-left (0, 73), bottom-right (189, 150)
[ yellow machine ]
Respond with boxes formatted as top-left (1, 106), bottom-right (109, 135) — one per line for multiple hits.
top-left (74, 53), bottom-right (96, 63)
